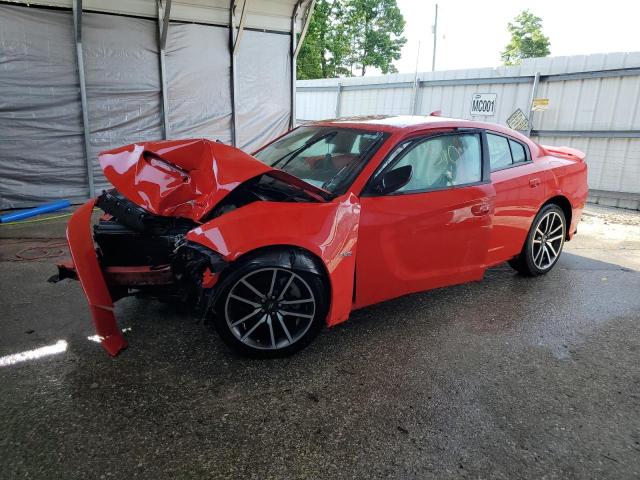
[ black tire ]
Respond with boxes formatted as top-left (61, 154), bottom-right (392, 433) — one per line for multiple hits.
top-left (213, 255), bottom-right (328, 358)
top-left (508, 204), bottom-right (566, 276)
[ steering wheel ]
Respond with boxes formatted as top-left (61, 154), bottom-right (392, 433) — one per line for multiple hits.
top-left (320, 152), bottom-right (333, 170)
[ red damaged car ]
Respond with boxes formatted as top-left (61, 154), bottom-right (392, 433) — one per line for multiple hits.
top-left (57, 115), bottom-right (588, 358)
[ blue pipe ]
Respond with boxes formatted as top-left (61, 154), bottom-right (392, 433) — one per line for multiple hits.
top-left (0, 200), bottom-right (71, 224)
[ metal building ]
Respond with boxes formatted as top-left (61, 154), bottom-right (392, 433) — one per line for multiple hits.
top-left (297, 53), bottom-right (640, 210)
top-left (0, 0), bottom-right (315, 209)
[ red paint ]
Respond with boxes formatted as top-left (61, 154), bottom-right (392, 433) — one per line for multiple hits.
top-left (65, 200), bottom-right (127, 356)
top-left (103, 265), bottom-right (173, 286)
top-left (67, 116), bottom-right (587, 355)
top-left (355, 183), bottom-right (495, 308)
top-left (186, 194), bottom-right (360, 326)
top-left (201, 268), bottom-right (218, 289)
top-left (485, 161), bottom-right (548, 266)
top-left (99, 139), bottom-right (272, 222)
top-left (99, 139), bottom-right (331, 221)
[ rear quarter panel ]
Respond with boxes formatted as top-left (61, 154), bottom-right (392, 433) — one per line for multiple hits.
top-left (537, 153), bottom-right (588, 238)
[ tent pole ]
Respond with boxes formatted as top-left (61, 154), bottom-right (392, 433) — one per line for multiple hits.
top-left (72, 0), bottom-right (95, 198)
top-left (157, 0), bottom-right (172, 140)
top-left (229, 0), bottom-right (248, 147)
top-left (290, 1), bottom-right (316, 129)
top-left (290, 2), bottom-right (301, 129)
top-left (233, 0), bottom-right (249, 56)
top-left (294, 0), bottom-right (316, 59)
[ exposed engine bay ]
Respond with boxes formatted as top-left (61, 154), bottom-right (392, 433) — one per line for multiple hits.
top-left (85, 174), bottom-right (324, 307)
top-left (53, 137), bottom-right (363, 357)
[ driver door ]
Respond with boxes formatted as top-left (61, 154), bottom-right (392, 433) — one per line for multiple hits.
top-left (354, 131), bottom-right (496, 308)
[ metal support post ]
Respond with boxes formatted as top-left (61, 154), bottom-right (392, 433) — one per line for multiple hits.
top-left (157, 0), bottom-right (172, 139)
top-left (526, 71), bottom-right (540, 136)
top-left (72, 0), bottom-right (95, 198)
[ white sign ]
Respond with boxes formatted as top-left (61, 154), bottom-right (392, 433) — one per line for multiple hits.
top-left (470, 93), bottom-right (497, 116)
top-left (506, 108), bottom-right (529, 131)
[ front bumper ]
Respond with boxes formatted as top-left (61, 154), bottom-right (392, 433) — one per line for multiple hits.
top-left (60, 199), bottom-right (224, 357)
top-left (64, 199), bottom-right (127, 356)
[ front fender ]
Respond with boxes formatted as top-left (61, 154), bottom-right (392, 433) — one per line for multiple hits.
top-left (186, 194), bottom-right (361, 326)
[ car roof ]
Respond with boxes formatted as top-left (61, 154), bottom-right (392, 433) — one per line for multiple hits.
top-left (309, 115), bottom-right (532, 143)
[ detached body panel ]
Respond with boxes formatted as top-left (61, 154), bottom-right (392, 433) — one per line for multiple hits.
top-left (65, 200), bottom-right (127, 356)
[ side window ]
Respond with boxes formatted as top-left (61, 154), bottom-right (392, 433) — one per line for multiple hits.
top-left (509, 139), bottom-right (527, 163)
top-left (487, 134), bottom-right (512, 170)
top-left (385, 133), bottom-right (482, 194)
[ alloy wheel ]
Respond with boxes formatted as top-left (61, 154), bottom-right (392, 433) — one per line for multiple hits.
top-left (531, 210), bottom-right (565, 270)
top-left (224, 268), bottom-right (317, 350)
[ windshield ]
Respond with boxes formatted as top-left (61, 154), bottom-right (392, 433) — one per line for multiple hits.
top-left (253, 126), bottom-right (385, 195)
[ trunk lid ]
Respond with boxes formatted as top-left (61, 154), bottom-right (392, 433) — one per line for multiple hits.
top-left (98, 139), bottom-right (329, 222)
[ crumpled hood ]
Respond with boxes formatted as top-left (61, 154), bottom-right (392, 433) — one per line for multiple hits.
top-left (99, 139), bottom-right (272, 222)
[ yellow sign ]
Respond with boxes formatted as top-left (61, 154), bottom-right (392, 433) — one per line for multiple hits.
top-left (532, 98), bottom-right (549, 111)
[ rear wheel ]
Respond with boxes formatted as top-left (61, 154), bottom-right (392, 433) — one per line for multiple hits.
top-left (214, 261), bottom-right (327, 358)
top-left (509, 204), bottom-right (566, 276)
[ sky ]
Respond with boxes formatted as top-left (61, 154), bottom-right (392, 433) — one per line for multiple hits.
top-left (391, 0), bottom-right (640, 74)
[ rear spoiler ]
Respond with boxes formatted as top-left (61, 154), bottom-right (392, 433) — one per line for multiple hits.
top-left (541, 145), bottom-right (586, 162)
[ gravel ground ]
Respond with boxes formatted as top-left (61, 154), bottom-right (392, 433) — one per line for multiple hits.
top-left (0, 205), bottom-right (639, 479)
top-left (582, 204), bottom-right (640, 226)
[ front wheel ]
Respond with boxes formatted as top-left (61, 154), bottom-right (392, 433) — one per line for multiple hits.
top-left (509, 204), bottom-right (566, 276)
top-left (214, 262), bottom-right (327, 358)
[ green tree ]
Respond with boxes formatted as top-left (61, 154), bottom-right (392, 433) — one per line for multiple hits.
top-left (297, 0), bottom-right (332, 79)
top-left (296, 0), bottom-right (406, 79)
top-left (502, 10), bottom-right (551, 65)
top-left (344, 0), bottom-right (406, 76)
top-left (297, 0), bottom-right (353, 79)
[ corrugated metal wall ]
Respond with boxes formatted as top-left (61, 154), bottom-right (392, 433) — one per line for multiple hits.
top-left (297, 53), bottom-right (640, 209)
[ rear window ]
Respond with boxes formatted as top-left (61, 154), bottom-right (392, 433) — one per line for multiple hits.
top-left (509, 139), bottom-right (527, 163)
top-left (487, 133), bottom-right (529, 170)
top-left (487, 134), bottom-right (511, 170)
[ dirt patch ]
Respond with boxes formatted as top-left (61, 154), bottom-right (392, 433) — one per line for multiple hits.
top-left (583, 204), bottom-right (640, 227)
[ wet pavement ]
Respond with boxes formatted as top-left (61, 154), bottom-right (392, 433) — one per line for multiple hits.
top-left (1, 206), bottom-right (639, 479)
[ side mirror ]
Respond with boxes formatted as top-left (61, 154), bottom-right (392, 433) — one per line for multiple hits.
top-left (373, 165), bottom-right (413, 195)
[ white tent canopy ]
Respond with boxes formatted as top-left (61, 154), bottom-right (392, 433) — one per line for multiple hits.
top-left (0, 0), bottom-right (315, 208)
top-left (9, 0), bottom-right (314, 32)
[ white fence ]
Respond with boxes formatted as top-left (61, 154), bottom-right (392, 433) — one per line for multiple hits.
top-left (297, 53), bottom-right (640, 210)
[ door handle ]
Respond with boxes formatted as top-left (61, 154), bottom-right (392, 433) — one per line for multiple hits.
top-left (471, 203), bottom-right (491, 216)
top-left (529, 178), bottom-right (541, 188)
